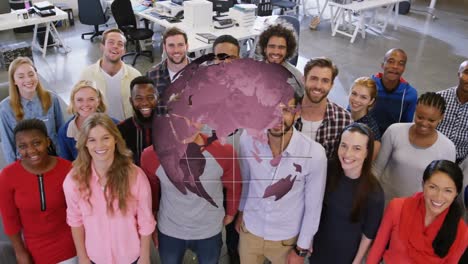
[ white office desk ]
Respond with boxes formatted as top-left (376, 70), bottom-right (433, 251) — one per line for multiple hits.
top-left (138, 8), bottom-right (269, 57)
top-left (328, 0), bottom-right (405, 43)
top-left (0, 7), bottom-right (69, 58)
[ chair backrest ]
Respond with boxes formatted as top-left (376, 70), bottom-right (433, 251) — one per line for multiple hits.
top-left (111, 0), bottom-right (137, 31)
top-left (278, 15), bottom-right (299, 66)
top-left (77, 0), bottom-right (108, 26)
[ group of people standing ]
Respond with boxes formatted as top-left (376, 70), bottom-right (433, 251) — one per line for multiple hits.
top-left (0, 18), bottom-right (467, 264)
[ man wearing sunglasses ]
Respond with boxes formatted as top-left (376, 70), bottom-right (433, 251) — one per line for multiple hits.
top-left (213, 34), bottom-right (240, 63)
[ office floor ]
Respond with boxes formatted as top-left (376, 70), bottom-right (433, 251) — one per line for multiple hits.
top-left (0, 0), bottom-right (467, 263)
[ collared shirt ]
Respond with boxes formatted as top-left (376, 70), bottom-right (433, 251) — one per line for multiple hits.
top-left (296, 100), bottom-right (353, 158)
top-left (146, 58), bottom-right (191, 99)
top-left (0, 92), bottom-right (64, 163)
top-left (238, 129), bottom-right (327, 249)
top-left (80, 59), bottom-right (141, 120)
top-left (437, 86), bottom-right (468, 164)
top-left (63, 164), bottom-right (156, 264)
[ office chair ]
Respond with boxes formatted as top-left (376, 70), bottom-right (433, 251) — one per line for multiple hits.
top-left (279, 15), bottom-right (299, 66)
top-left (111, 0), bottom-right (154, 66)
top-left (78, 0), bottom-right (110, 42)
top-left (272, 0), bottom-right (298, 15)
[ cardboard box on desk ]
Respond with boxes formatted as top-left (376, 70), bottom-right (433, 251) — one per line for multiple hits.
top-left (184, 0), bottom-right (213, 30)
top-left (0, 42), bottom-right (34, 70)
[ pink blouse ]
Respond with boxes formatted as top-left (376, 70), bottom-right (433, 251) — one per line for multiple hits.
top-left (63, 164), bottom-right (156, 264)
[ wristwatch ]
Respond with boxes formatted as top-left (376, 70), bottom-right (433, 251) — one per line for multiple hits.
top-left (294, 246), bottom-right (308, 257)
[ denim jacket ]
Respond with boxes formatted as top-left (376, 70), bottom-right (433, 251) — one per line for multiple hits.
top-left (0, 92), bottom-right (64, 163)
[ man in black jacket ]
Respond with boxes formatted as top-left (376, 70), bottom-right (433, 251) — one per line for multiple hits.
top-left (118, 76), bottom-right (158, 165)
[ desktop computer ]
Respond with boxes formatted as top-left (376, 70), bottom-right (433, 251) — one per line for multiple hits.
top-left (184, 0), bottom-right (212, 30)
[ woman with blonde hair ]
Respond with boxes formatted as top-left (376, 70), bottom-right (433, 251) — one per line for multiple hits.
top-left (63, 113), bottom-right (155, 264)
top-left (0, 56), bottom-right (64, 163)
top-left (58, 80), bottom-right (117, 161)
top-left (348, 77), bottom-right (381, 158)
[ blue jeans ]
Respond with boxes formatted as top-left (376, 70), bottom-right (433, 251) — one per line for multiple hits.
top-left (158, 229), bottom-right (222, 264)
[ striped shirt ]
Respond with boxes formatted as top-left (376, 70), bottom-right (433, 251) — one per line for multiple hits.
top-left (437, 86), bottom-right (468, 164)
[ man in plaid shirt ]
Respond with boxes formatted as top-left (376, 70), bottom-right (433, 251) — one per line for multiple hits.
top-left (146, 27), bottom-right (190, 99)
top-left (436, 60), bottom-right (468, 187)
top-left (295, 57), bottom-right (352, 158)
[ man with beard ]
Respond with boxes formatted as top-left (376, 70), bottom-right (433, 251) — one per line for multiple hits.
top-left (437, 60), bottom-right (468, 189)
top-left (80, 28), bottom-right (141, 121)
top-left (258, 21), bottom-right (304, 97)
top-left (235, 93), bottom-right (327, 264)
top-left (296, 57), bottom-right (352, 158)
top-left (118, 76), bottom-right (157, 165)
top-left (146, 27), bottom-right (190, 98)
top-left (370, 48), bottom-right (418, 135)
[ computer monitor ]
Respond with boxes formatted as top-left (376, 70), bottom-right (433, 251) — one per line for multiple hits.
top-left (209, 0), bottom-right (234, 18)
top-left (171, 0), bottom-right (185, 6)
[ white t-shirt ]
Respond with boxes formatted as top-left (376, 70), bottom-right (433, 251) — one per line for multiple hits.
top-left (301, 119), bottom-right (323, 141)
top-left (168, 68), bottom-right (177, 82)
top-left (102, 67), bottom-right (125, 120)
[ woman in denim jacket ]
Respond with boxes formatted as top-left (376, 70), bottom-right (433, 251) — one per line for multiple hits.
top-left (0, 57), bottom-right (64, 163)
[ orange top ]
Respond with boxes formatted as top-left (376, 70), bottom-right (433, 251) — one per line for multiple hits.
top-left (367, 194), bottom-right (468, 264)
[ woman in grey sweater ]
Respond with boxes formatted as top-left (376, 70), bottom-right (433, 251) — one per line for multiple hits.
top-left (374, 92), bottom-right (456, 201)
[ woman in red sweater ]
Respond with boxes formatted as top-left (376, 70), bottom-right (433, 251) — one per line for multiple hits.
top-left (0, 119), bottom-right (76, 264)
top-left (367, 159), bottom-right (467, 263)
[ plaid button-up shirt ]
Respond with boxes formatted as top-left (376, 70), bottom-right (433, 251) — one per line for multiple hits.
top-left (296, 100), bottom-right (353, 158)
top-left (146, 59), bottom-right (171, 97)
top-left (437, 86), bottom-right (468, 164)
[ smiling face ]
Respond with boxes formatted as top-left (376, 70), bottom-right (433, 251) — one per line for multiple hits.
top-left (13, 63), bottom-right (39, 99)
top-left (304, 66), bottom-right (333, 104)
top-left (264, 36), bottom-right (287, 64)
top-left (73, 87), bottom-right (100, 119)
top-left (423, 171), bottom-right (458, 217)
top-left (381, 50), bottom-right (407, 84)
top-left (130, 83), bottom-right (157, 119)
top-left (338, 130), bottom-right (369, 178)
top-left (413, 104), bottom-right (443, 136)
top-left (86, 125), bottom-right (116, 163)
top-left (164, 34), bottom-right (188, 65)
top-left (16, 129), bottom-right (50, 168)
top-left (102, 32), bottom-right (126, 63)
top-left (349, 84), bottom-right (375, 114)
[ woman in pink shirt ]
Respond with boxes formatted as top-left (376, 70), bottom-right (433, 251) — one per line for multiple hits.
top-left (367, 159), bottom-right (468, 264)
top-left (63, 113), bottom-right (155, 264)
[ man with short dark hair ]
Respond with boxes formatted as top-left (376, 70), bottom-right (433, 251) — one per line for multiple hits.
top-left (370, 48), bottom-right (418, 135)
top-left (212, 34), bottom-right (242, 264)
top-left (236, 94), bottom-right (327, 264)
top-left (146, 27), bottom-right (190, 97)
top-left (258, 22), bottom-right (304, 96)
top-left (213, 34), bottom-right (240, 63)
top-left (80, 28), bottom-right (141, 120)
top-left (437, 60), bottom-right (468, 187)
top-left (296, 57), bottom-right (352, 158)
top-left (117, 76), bottom-right (157, 165)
